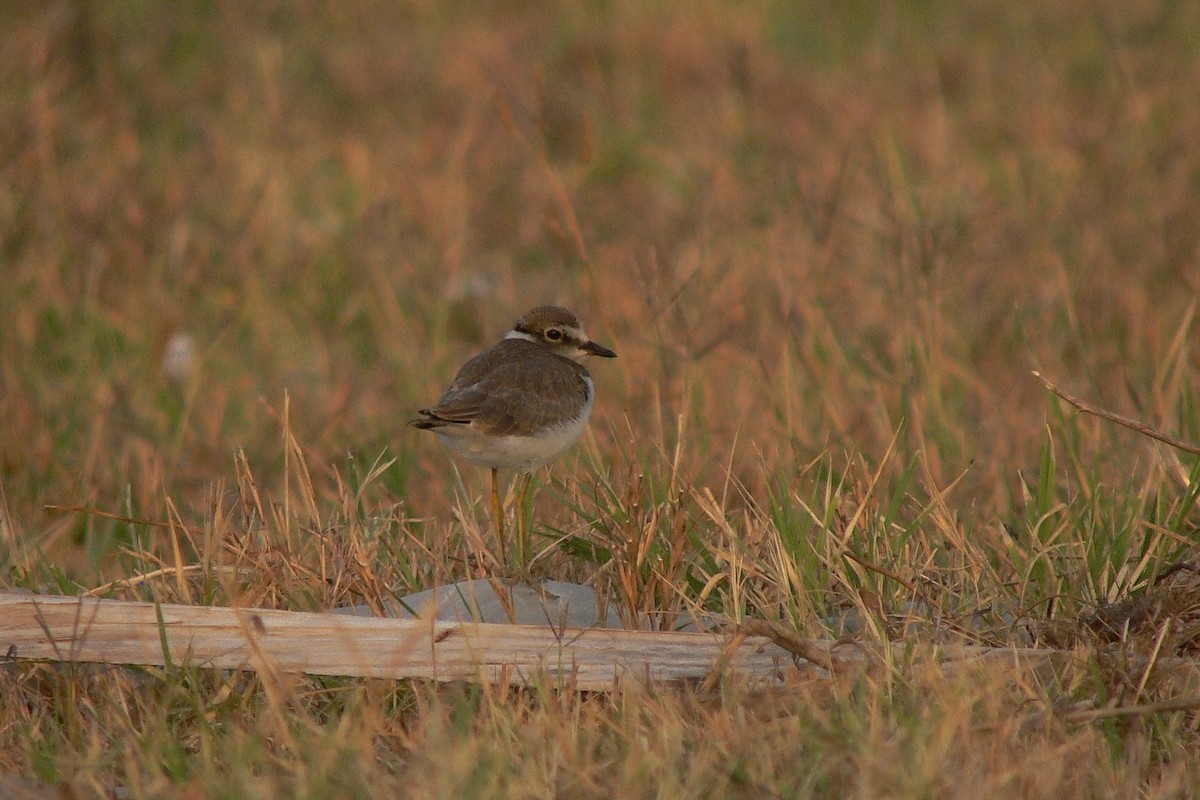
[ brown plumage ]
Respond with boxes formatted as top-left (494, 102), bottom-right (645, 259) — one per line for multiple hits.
top-left (414, 338), bottom-right (594, 439)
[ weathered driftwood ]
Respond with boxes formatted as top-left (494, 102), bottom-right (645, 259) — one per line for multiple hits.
top-left (0, 592), bottom-right (1054, 690)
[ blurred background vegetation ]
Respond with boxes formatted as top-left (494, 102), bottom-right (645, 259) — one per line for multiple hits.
top-left (4, 1), bottom-right (1200, 796)
top-left (5, 1), bottom-right (1196, 559)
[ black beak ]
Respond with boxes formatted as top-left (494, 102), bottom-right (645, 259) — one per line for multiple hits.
top-left (581, 340), bottom-right (617, 358)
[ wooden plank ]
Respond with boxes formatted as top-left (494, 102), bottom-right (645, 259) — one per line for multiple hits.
top-left (0, 593), bottom-right (806, 689)
top-left (0, 593), bottom-right (1063, 690)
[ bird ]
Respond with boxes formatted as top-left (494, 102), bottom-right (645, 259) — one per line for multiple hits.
top-left (413, 305), bottom-right (616, 565)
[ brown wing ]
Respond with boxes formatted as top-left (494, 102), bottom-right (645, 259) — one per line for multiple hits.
top-left (418, 341), bottom-right (590, 437)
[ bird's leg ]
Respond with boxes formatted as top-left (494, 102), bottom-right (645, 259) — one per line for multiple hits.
top-left (490, 467), bottom-right (507, 564)
top-left (515, 471), bottom-right (535, 568)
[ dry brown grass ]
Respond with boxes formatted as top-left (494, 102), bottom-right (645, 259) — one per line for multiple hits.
top-left (3, 0), bottom-right (1200, 796)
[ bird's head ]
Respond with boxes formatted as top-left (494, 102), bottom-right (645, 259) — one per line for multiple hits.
top-left (506, 305), bottom-right (617, 363)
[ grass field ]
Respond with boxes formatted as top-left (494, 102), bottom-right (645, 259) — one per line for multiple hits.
top-left (3, 0), bottom-right (1200, 796)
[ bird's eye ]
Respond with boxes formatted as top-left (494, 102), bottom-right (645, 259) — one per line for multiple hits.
top-left (545, 329), bottom-right (563, 341)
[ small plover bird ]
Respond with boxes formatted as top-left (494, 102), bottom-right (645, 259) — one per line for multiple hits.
top-left (414, 306), bottom-right (616, 562)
